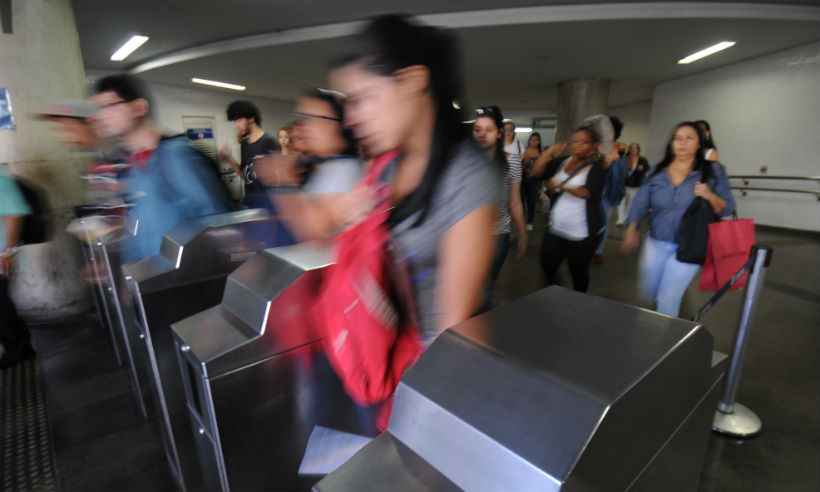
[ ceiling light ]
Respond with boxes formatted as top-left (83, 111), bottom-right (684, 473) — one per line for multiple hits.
top-left (678, 41), bottom-right (736, 64)
top-left (110, 35), bottom-right (149, 61)
top-left (191, 78), bottom-right (246, 91)
top-left (515, 127), bottom-right (533, 134)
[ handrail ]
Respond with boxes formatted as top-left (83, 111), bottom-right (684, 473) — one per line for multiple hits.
top-left (732, 186), bottom-right (820, 200)
top-left (729, 175), bottom-right (820, 183)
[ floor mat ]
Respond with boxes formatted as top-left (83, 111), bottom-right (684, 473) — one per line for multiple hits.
top-left (1, 357), bottom-right (59, 492)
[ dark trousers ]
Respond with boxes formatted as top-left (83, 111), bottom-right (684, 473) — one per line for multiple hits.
top-left (0, 275), bottom-right (33, 369)
top-left (540, 230), bottom-right (597, 293)
top-left (521, 178), bottom-right (541, 225)
top-left (480, 233), bottom-right (511, 313)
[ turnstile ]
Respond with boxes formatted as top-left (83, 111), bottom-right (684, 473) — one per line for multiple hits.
top-left (171, 245), bottom-right (380, 492)
top-left (119, 209), bottom-right (276, 491)
top-left (316, 287), bottom-right (729, 492)
top-left (76, 221), bottom-right (149, 417)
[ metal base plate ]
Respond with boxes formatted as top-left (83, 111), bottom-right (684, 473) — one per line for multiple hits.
top-left (713, 403), bottom-right (762, 438)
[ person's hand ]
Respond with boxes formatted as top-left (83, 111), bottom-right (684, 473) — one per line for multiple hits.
top-left (253, 154), bottom-right (299, 186)
top-left (331, 186), bottom-right (377, 229)
top-left (603, 146), bottom-right (620, 167)
top-left (217, 144), bottom-right (232, 162)
top-left (621, 226), bottom-right (641, 254)
top-left (515, 233), bottom-right (528, 258)
top-left (547, 177), bottom-right (562, 193)
top-left (694, 183), bottom-right (714, 200)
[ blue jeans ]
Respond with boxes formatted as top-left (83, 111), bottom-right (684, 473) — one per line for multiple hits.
top-left (595, 201), bottom-right (613, 256)
top-left (640, 237), bottom-right (700, 317)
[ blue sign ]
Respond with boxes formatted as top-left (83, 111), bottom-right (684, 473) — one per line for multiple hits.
top-left (0, 88), bottom-right (14, 130)
top-left (186, 127), bottom-right (214, 140)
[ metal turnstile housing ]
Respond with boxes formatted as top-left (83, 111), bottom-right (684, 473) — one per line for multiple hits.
top-left (317, 287), bottom-right (727, 492)
top-left (172, 245), bottom-right (379, 492)
top-left (119, 209), bottom-right (275, 491)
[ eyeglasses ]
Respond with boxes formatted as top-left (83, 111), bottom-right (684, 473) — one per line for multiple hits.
top-left (97, 100), bottom-right (129, 110)
top-left (293, 111), bottom-right (341, 123)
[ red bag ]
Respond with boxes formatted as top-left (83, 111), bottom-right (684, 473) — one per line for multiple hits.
top-left (314, 151), bottom-right (423, 428)
top-left (700, 217), bottom-right (756, 291)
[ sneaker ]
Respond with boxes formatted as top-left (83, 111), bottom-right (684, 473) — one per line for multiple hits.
top-left (526, 224), bottom-right (534, 231)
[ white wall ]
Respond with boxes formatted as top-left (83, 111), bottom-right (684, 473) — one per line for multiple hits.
top-left (649, 41), bottom-right (820, 232)
top-left (149, 82), bottom-right (293, 157)
top-left (608, 100), bottom-right (652, 151)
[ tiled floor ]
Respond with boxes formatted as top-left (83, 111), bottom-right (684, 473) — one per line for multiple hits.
top-left (25, 221), bottom-right (820, 491)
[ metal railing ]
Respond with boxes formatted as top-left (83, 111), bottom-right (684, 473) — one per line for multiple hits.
top-left (729, 175), bottom-right (820, 201)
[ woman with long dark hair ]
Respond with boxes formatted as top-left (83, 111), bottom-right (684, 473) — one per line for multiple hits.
top-left (695, 120), bottom-right (720, 162)
top-left (521, 132), bottom-right (543, 229)
top-left (329, 15), bottom-right (500, 343)
top-left (472, 106), bottom-right (527, 309)
top-left (538, 125), bottom-right (607, 293)
top-left (621, 122), bottom-right (735, 317)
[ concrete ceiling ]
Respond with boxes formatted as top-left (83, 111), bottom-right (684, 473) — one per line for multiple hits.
top-left (131, 17), bottom-right (820, 111)
top-left (73, 0), bottom-right (820, 70)
top-left (72, 1), bottom-right (820, 111)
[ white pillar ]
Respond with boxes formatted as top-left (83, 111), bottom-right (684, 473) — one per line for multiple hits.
top-left (0, 0), bottom-right (90, 320)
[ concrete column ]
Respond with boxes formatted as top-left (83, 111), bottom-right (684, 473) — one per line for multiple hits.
top-left (0, 0), bottom-right (90, 320)
top-left (555, 79), bottom-right (611, 142)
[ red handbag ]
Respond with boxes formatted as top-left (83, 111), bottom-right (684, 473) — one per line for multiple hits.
top-left (314, 151), bottom-right (422, 430)
top-left (700, 217), bottom-right (756, 291)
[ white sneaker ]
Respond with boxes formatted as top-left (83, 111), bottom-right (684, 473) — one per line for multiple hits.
top-left (526, 224), bottom-right (534, 231)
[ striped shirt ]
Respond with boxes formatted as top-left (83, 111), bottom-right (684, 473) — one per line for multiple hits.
top-left (498, 141), bottom-right (523, 234)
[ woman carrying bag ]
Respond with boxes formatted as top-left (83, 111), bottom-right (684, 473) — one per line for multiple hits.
top-left (621, 122), bottom-right (735, 317)
top-left (314, 15), bottom-right (499, 426)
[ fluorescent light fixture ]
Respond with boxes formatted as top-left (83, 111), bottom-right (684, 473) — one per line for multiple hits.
top-left (191, 78), bottom-right (246, 91)
top-left (515, 127), bottom-right (533, 133)
top-left (678, 41), bottom-right (736, 64)
top-left (110, 35), bottom-right (149, 61)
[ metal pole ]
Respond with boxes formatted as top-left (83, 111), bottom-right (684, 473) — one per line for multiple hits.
top-left (713, 245), bottom-right (772, 438)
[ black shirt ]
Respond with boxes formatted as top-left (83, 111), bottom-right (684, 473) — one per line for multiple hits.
top-left (624, 157), bottom-right (650, 188)
top-left (240, 133), bottom-right (279, 194)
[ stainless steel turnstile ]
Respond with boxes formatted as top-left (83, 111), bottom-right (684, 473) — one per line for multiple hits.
top-left (76, 221), bottom-right (149, 418)
top-left (119, 209), bottom-right (276, 491)
top-left (171, 245), bottom-right (379, 492)
top-left (316, 286), bottom-right (729, 492)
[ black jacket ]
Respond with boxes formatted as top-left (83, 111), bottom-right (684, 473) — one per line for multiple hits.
top-left (543, 157), bottom-right (606, 238)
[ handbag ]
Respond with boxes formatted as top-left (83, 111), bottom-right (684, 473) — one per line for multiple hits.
top-left (700, 215), bottom-right (756, 291)
top-left (675, 164), bottom-right (717, 265)
top-left (314, 151), bottom-right (423, 430)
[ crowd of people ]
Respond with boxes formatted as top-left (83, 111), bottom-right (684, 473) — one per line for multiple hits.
top-left (0, 14), bottom-right (736, 370)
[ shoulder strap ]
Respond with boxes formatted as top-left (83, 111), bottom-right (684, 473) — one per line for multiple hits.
top-left (558, 158), bottom-right (593, 188)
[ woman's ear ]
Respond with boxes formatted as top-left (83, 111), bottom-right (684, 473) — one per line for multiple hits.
top-left (394, 65), bottom-right (430, 96)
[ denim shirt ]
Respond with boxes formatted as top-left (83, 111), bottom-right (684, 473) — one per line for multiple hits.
top-left (122, 136), bottom-right (231, 263)
top-left (626, 163), bottom-right (735, 244)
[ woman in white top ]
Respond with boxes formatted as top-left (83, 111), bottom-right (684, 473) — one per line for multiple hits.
top-left (537, 126), bottom-right (606, 292)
